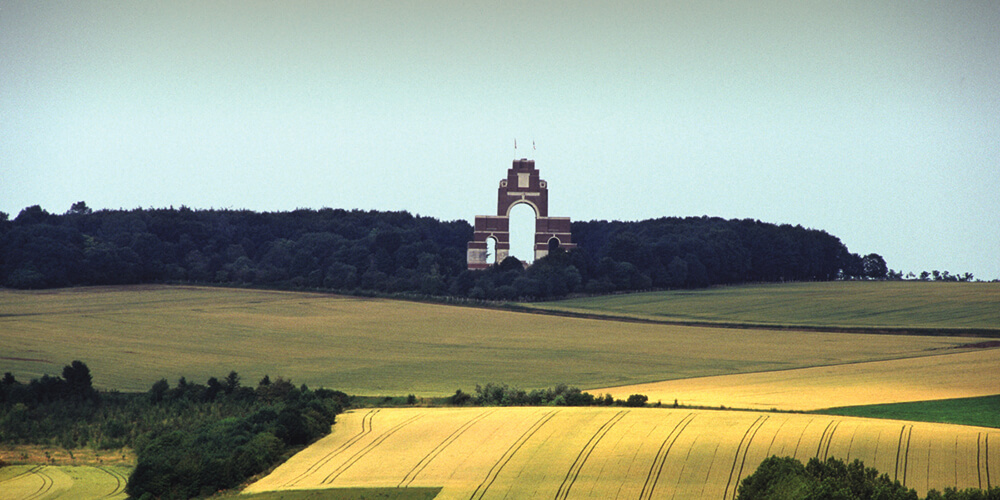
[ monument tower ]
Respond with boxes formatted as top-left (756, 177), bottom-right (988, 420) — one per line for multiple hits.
top-left (467, 159), bottom-right (576, 270)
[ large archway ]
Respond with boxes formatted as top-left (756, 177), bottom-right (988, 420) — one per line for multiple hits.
top-left (508, 203), bottom-right (537, 264)
top-left (467, 159), bottom-right (576, 270)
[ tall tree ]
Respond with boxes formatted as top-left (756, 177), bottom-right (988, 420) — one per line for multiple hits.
top-left (862, 253), bottom-right (888, 279)
top-left (61, 360), bottom-right (97, 401)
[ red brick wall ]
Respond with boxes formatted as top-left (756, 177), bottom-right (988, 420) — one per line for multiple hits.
top-left (468, 159), bottom-right (575, 269)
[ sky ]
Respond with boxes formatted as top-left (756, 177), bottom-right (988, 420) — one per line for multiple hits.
top-left (2, 1), bottom-right (998, 279)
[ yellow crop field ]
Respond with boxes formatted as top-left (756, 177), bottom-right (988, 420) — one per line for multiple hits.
top-left (0, 464), bottom-right (129, 500)
top-left (592, 348), bottom-right (1000, 411)
top-left (0, 286), bottom-right (990, 395)
top-left (246, 407), bottom-right (1000, 499)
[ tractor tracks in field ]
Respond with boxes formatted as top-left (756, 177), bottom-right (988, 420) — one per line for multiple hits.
top-left (554, 410), bottom-right (629, 500)
top-left (978, 432), bottom-right (992, 490)
top-left (1, 465), bottom-right (127, 500)
top-left (0, 465), bottom-right (43, 485)
top-left (398, 409), bottom-right (498, 488)
top-left (322, 412), bottom-right (423, 485)
top-left (640, 412), bottom-right (697, 500)
top-left (669, 430), bottom-right (702, 500)
top-left (98, 466), bottom-right (128, 498)
top-left (469, 409), bottom-right (559, 500)
top-left (285, 409), bottom-right (380, 487)
top-left (723, 415), bottom-right (769, 500)
top-left (844, 423), bottom-right (859, 461)
top-left (21, 465), bottom-right (54, 500)
top-left (790, 417), bottom-right (816, 459)
top-left (895, 424), bottom-right (914, 486)
top-left (817, 419), bottom-right (842, 461)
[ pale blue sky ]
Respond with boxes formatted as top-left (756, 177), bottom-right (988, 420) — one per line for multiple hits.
top-left (2, 1), bottom-right (998, 278)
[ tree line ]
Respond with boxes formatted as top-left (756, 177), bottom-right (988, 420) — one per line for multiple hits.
top-left (1, 202), bottom-right (897, 300)
top-left (0, 361), bottom-right (345, 499)
top-left (448, 382), bottom-right (649, 408)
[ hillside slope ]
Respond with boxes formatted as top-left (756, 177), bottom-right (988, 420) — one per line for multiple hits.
top-left (246, 407), bottom-right (1000, 499)
top-left (520, 281), bottom-right (1000, 333)
top-left (591, 348), bottom-right (1000, 411)
top-left (0, 285), bottom-right (985, 395)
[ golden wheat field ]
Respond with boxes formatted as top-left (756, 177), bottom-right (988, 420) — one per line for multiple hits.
top-left (593, 348), bottom-right (1000, 411)
top-left (245, 407), bottom-right (999, 499)
top-left (0, 464), bottom-right (130, 500)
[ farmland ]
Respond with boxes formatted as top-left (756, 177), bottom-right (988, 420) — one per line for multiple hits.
top-left (0, 464), bottom-right (129, 499)
top-left (519, 281), bottom-right (1000, 333)
top-left (819, 395), bottom-right (1000, 429)
top-left (238, 489), bottom-right (442, 500)
top-left (246, 407), bottom-right (1000, 499)
top-left (592, 348), bottom-right (1000, 411)
top-left (2, 283), bottom-right (998, 499)
top-left (0, 285), bottom-right (991, 396)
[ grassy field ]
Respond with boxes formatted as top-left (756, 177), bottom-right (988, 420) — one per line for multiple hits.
top-left (818, 395), bottom-right (1000, 429)
top-left (519, 281), bottom-right (1000, 332)
top-left (246, 407), bottom-right (1000, 499)
top-left (0, 464), bottom-right (130, 500)
top-left (591, 348), bottom-right (1000, 411)
top-left (2, 285), bottom-right (987, 396)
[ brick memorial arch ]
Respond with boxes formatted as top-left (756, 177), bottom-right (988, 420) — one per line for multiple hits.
top-left (467, 159), bottom-right (576, 270)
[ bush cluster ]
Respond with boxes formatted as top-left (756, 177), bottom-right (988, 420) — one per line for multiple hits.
top-left (1, 361), bottom-right (105, 448)
top-left (738, 455), bottom-right (1000, 500)
top-left (126, 375), bottom-right (345, 499)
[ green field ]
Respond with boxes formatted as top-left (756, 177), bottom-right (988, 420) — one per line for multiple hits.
top-left (0, 464), bottom-right (130, 499)
top-left (817, 394), bottom-right (1000, 429)
top-left (0, 285), bottom-right (988, 396)
top-left (519, 281), bottom-right (1000, 332)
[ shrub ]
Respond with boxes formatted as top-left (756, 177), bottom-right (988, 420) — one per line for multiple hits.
top-left (733, 456), bottom-right (1000, 500)
top-left (625, 394), bottom-right (649, 407)
top-left (448, 389), bottom-right (473, 406)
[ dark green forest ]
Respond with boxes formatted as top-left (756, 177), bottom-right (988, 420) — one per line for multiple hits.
top-left (0, 202), bottom-right (891, 299)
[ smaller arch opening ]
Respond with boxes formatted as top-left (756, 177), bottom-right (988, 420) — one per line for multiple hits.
top-left (486, 236), bottom-right (498, 265)
top-left (548, 237), bottom-right (561, 252)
